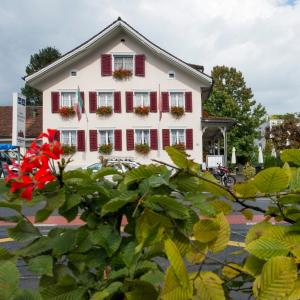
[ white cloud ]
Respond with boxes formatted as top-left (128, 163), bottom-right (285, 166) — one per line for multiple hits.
top-left (0, 0), bottom-right (299, 114)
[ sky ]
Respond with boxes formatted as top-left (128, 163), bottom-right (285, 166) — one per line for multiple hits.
top-left (0, 0), bottom-right (299, 114)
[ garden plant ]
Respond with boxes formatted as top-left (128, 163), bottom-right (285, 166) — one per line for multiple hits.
top-left (1, 129), bottom-right (300, 299)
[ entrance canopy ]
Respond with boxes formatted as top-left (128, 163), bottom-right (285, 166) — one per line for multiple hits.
top-left (202, 116), bottom-right (235, 166)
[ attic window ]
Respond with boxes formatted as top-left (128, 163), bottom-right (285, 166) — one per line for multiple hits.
top-left (168, 71), bottom-right (175, 79)
top-left (70, 70), bottom-right (77, 77)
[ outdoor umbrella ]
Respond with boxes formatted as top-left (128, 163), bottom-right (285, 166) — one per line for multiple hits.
top-left (258, 146), bottom-right (264, 164)
top-left (271, 147), bottom-right (277, 158)
top-left (231, 147), bottom-right (236, 164)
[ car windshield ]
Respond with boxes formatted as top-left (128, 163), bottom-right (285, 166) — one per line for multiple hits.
top-left (87, 163), bottom-right (102, 170)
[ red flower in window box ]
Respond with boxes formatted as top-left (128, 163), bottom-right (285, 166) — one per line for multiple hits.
top-left (134, 106), bottom-right (149, 116)
top-left (59, 106), bottom-right (76, 118)
top-left (98, 143), bottom-right (113, 155)
top-left (135, 143), bottom-right (150, 154)
top-left (113, 69), bottom-right (132, 80)
top-left (96, 106), bottom-right (113, 116)
top-left (171, 106), bottom-right (184, 118)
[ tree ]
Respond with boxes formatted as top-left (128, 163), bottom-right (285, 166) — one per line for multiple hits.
top-left (204, 66), bottom-right (266, 163)
top-left (265, 113), bottom-right (300, 152)
top-left (22, 47), bottom-right (61, 105)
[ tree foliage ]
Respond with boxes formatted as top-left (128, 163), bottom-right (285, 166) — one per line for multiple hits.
top-left (21, 47), bottom-right (61, 105)
top-left (204, 66), bottom-right (266, 162)
top-left (2, 141), bottom-right (300, 299)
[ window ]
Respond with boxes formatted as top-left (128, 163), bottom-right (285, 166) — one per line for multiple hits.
top-left (135, 129), bottom-right (150, 145)
top-left (61, 130), bottom-right (77, 146)
top-left (168, 71), bottom-right (175, 79)
top-left (114, 55), bottom-right (133, 71)
top-left (171, 129), bottom-right (185, 145)
top-left (98, 92), bottom-right (113, 108)
top-left (170, 92), bottom-right (184, 108)
top-left (99, 130), bottom-right (114, 146)
top-left (61, 92), bottom-right (76, 107)
top-left (134, 92), bottom-right (149, 107)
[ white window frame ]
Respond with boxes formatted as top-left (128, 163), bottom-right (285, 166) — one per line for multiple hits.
top-left (60, 130), bottom-right (77, 147)
top-left (169, 91), bottom-right (185, 108)
top-left (170, 129), bottom-right (186, 146)
top-left (134, 129), bottom-right (150, 145)
top-left (97, 92), bottom-right (114, 108)
top-left (98, 129), bottom-right (114, 146)
top-left (60, 91), bottom-right (77, 108)
top-left (134, 91), bottom-right (150, 108)
top-left (112, 53), bottom-right (134, 71)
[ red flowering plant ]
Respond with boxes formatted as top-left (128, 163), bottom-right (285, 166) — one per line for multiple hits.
top-left (96, 106), bottom-right (113, 116)
top-left (134, 106), bottom-right (150, 116)
top-left (59, 106), bottom-right (76, 118)
top-left (113, 69), bottom-right (132, 80)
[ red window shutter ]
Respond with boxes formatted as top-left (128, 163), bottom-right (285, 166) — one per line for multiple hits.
top-left (101, 54), bottom-right (112, 76)
top-left (126, 129), bottom-right (134, 150)
top-left (150, 92), bottom-right (157, 112)
top-left (161, 92), bottom-right (169, 112)
top-left (114, 91), bottom-right (121, 113)
top-left (114, 129), bottom-right (122, 151)
top-left (77, 130), bottom-right (85, 152)
top-left (54, 130), bottom-right (60, 142)
top-left (135, 54), bottom-right (145, 76)
top-left (89, 130), bottom-right (98, 151)
top-left (89, 92), bottom-right (97, 113)
top-left (51, 92), bottom-right (60, 113)
top-left (186, 129), bottom-right (193, 150)
top-left (126, 92), bottom-right (133, 112)
top-left (185, 91), bottom-right (192, 112)
top-left (80, 92), bottom-right (85, 113)
top-left (162, 129), bottom-right (170, 149)
top-left (150, 129), bottom-right (158, 150)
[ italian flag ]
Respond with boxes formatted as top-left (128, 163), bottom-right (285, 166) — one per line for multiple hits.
top-left (75, 87), bottom-right (84, 121)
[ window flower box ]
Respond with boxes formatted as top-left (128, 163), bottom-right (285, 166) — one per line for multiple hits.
top-left (59, 106), bottom-right (76, 119)
top-left (134, 106), bottom-right (149, 116)
top-left (113, 69), bottom-right (132, 80)
top-left (62, 144), bottom-right (76, 156)
top-left (96, 106), bottom-right (113, 116)
top-left (172, 143), bottom-right (185, 151)
top-left (135, 143), bottom-right (150, 155)
top-left (98, 143), bottom-right (113, 155)
top-left (171, 106), bottom-right (184, 118)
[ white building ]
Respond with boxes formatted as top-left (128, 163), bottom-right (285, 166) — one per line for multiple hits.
top-left (25, 18), bottom-right (233, 168)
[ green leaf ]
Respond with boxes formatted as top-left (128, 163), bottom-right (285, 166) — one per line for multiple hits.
top-left (0, 200), bottom-right (21, 212)
top-left (0, 261), bottom-right (19, 300)
top-left (193, 271), bottom-right (225, 300)
top-left (8, 220), bottom-right (41, 242)
top-left (63, 168), bottom-right (91, 180)
top-left (52, 229), bottom-right (77, 256)
top-left (281, 149), bottom-right (300, 166)
top-left (140, 269), bottom-right (165, 286)
top-left (28, 255), bottom-right (53, 276)
top-left (92, 167), bottom-right (120, 180)
top-left (13, 290), bottom-right (43, 300)
top-left (193, 219), bottom-right (220, 243)
top-left (241, 209), bottom-right (253, 220)
top-left (0, 247), bottom-right (14, 260)
top-left (255, 256), bottom-right (297, 300)
top-left (35, 208), bottom-right (52, 222)
top-left (246, 238), bottom-right (289, 260)
top-left (16, 236), bottom-right (53, 257)
top-left (125, 280), bottom-right (159, 300)
top-left (209, 200), bottom-right (232, 215)
top-left (290, 168), bottom-right (300, 192)
top-left (253, 167), bottom-right (289, 193)
top-left (233, 181), bottom-right (258, 198)
top-left (101, 191), bottom-right (138, 216)
top-left (91, 282), bottom-right (123, 300)
top-left (245, 222), bottom-right (273, 244)
top-left (187, 193), bottom-right (215, 217)
top-left (243, 255), bottom-right (265, 276)
top-left (287, 278), bottom-right (300, 300)
top-left (186, 241), bottom-right (207, 264)
top-left (40, 286), bottom-right (86, 300)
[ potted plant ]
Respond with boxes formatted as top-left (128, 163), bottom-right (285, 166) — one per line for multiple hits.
top-left (134, 106), bottom-right (150, 116)
top-left (171, 106), bottom-right (184, 118)
top-left (135, 143), bottom-right (150, 154)
top-left (98, 143), bottom-right (113, 155)
top-left (96, 106), bottom-right (113, 116)
top-left (59, 106), bottom-right (76, 119)
top-left (172, 143), bottom-right (185, 151)
top-left (62, 144), bottom-right (76, 156)
top-left (113, 69), bottom-right (132, 80)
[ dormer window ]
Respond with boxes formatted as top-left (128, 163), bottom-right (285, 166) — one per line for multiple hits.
top-left (114, 55), bottom-right (133, 71)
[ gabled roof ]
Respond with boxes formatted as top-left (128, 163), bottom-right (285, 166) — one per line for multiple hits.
top-left (25, 17), bottom-right (212, 87)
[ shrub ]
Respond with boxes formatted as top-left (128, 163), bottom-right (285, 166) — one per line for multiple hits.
top-left (242, 162), bottom-right (256, 179)
top-left (96, 106), bottom-right (113, 116)
top-left (3, 130), bottom-right (300, 299)
top-left (135, 143), bottom-right (150, 154)
top-left (171, 106), bottom-right (184, 118)
top-left (62, 144), bottom-right (76, 155)
top-left (134, 106), bottom-right (149, 116)
top-left (113, 69), bottom-right (132, 80)
top-left (59, 106), bottom-right (76, 118)
top-left (98, 143), bottom-right (113, 155)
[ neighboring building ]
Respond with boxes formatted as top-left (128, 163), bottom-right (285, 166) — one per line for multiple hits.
top-left (25, 18), bottom-right (233, 168)
top-left (0, 106), bottom-right (42, 147)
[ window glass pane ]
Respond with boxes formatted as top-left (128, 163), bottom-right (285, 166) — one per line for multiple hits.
top-left (99, 130), bottom-right (114, 145)
top-left (124, 56), bottom-right (133, 70)
top-left (170, 93), bottom-right (177, 107)
top-left (114, 57), bottom-right (123, 70)
top-left (177, 93), bottom-right (184, 107)
top-left (61, 131), bottom-right (69, 145)
top-left (178, 129), bottom-right (185, 144)
top-left (143, 130), bottom-right (149, 144)
top-left (171, 130), bottom-right (177, 145)
top-left (108, 130), bottom-right (114, 144)
top-left (99, 131), bottom-right (106, 145)
top-left (99, 93), bottom-right (113, 107)
top-left (135, 93), bottom-right (149, 107)
top-left (61, 92), bottom-right (76, 107)
top-left (114, 55), bottom-right (133, 71)
top-left (170, 129), bottom-right (185, 145)
top-left (170, 92), bottom-right (184, 107)
top-left (135, 130), bottom-right (142, 144)
top-left (71, 131), bottom-right (76, 146)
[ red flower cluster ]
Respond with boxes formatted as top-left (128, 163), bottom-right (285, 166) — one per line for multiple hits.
top-left (134, 106), bottom-right (149, 116)
top-left (59, 106), bottom-right (76, 118)
top-left (5, 129), bottom-right (63, 200)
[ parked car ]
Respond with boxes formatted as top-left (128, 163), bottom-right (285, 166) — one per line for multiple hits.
top-left (86, 159), bottom-right (140, 174)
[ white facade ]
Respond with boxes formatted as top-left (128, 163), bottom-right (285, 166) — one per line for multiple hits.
top-left (26, 19), bottom-right (212, 168)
